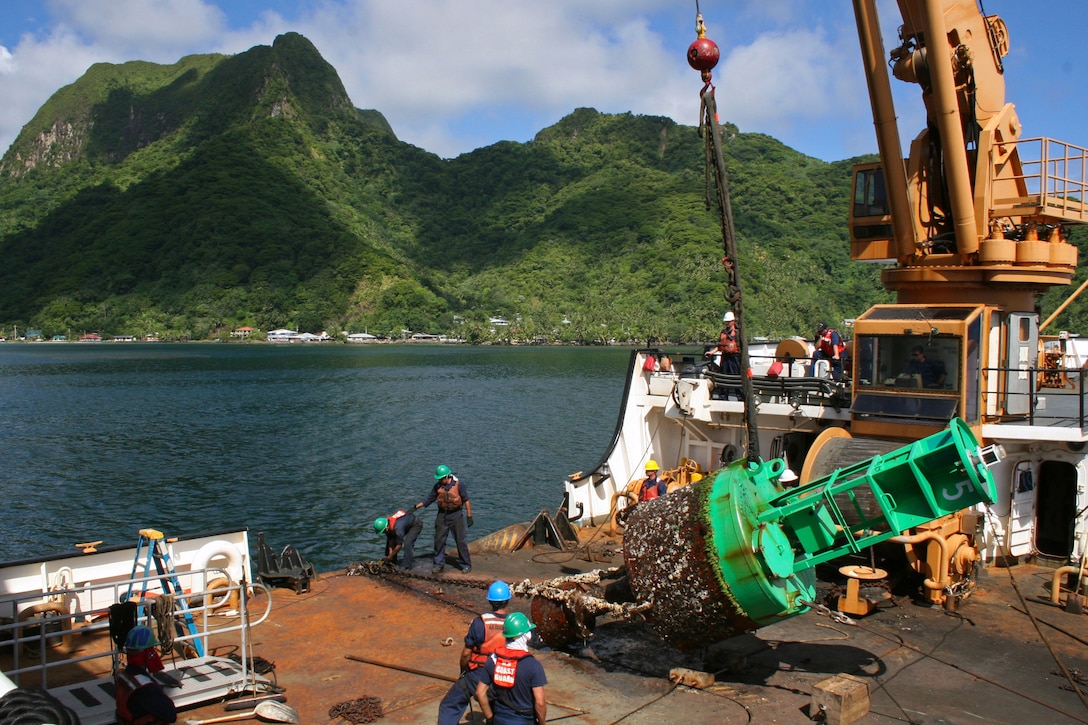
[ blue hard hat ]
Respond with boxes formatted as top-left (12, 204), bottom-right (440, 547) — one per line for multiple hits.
top-left (125, 625), bottom-right (160, 651)
top-left (487, 580), bottom-right (511, 603)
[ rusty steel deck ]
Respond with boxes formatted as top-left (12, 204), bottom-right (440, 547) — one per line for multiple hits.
top-left (168, 535), bottom-right (1088, 725)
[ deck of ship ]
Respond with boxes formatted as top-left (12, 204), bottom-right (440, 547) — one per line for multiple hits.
top-left (170, 533), bottom-right (1088, 725)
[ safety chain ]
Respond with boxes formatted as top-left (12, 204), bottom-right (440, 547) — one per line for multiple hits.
top-left (799, 599), bottom-right (857, 626)
top-left (328, 696), bottom-right (383, 724)
top-left (945, 580), bottom-right (973, 600)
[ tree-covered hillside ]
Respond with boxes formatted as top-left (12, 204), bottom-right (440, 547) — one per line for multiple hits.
top-left (0, 32), bottom-right (1000, 343)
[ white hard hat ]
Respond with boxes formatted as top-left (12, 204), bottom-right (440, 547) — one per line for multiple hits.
top-left (779, 468), bottom-right (798, 483)
top-left (723, 311), bottom-right (735, 322)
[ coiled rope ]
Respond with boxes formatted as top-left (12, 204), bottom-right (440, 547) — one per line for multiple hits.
top-left (150, 593), bottom-right (176, 651)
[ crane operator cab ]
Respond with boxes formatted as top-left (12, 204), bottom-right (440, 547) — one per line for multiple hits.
top-left (849, 304), bottom-right (1037, 438)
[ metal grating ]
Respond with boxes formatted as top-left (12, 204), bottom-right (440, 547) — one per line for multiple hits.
top-left (50, 656), bottom-right (270, 725)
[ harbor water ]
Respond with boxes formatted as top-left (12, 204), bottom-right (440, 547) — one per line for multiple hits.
top-left (0, 343), bottom-right (632, 572)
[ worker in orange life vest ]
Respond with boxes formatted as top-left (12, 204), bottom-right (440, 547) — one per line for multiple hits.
top-left (475, 612), bottom-right (547, 725)
top-left (436, 581), bottom-right (511, 725)
top-left (637, 460), bottom-right (667, 501)
top-left (115, 626), bottom-right (177, 725)
top-left (811, 321), bottom-right (845, 381)
top-left (414, 464), bottom-right (473, 575)
top-left (374, 508), bottom-right (423, 570)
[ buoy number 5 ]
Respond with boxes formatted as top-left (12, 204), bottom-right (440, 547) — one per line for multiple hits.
top-left (941, 480), bottom-right (972, 502)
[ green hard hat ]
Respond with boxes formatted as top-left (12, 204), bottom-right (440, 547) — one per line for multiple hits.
top-left (374, 518), bottom-right (387, 534)
top-left (435, 464), bottom-right (451, 480)
top-left (125, 625), bottom-right (160, 651)
top-left (502, 611), bottom-right (536, 639)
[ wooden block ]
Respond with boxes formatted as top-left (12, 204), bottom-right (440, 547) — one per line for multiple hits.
top-left (810, 673), bottom-right (869, 724)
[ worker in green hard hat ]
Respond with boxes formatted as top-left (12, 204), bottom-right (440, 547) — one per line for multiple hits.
top-left (413, 464), bottom-right (473, 575)
top-left (373, 507), bottom-right (423, 570)
top-left (474, 611), bottom-right (547, 725)
top-left (436, 580), bottom-right (512, 725)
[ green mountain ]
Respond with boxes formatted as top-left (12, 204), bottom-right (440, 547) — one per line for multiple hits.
top-left (0, 32), bottom-right (893, 342)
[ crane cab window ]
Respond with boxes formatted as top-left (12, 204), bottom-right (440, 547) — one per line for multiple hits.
top-left (855, 336), bottom-right (960, 392)
top-left (852, 165), bottom-right (890, 218)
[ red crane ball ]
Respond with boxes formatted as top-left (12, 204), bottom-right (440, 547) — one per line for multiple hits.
top-left (687, 37), bottom-right (720, 72)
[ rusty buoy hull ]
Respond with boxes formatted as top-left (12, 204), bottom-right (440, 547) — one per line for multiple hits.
top-left (626, 459), bottom-right (813, 653)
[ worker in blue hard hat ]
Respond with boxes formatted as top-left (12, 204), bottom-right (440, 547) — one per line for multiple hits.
top-left (436, 581), bottom-right (512, 725)
top-left (413, 464), bottom-right (473, 575)
top-left (114, 625), bottom-right (178, 725)
top-left (474, 611), bottom-right (547, 725)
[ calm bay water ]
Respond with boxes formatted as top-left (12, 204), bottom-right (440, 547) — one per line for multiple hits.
top-left (0, 343), bottom-right (631, 572)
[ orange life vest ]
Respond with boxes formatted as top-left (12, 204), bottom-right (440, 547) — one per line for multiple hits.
top-left (492, 646), bottom-right (531, 688)
top-left (638, 475), bottom-right (660, 502)
top-left (436, 478), bottom-right (463, 510)
top-left (115, 669), bottom-right (167, 725)
top-left (817, 329), bottom-right (846, 358)
top-left (467, 612), bottom-right (507, 669)
top-left (718, 327), bottom-right (738, 354)
top-left (386, 509), bottom-right (407, 532)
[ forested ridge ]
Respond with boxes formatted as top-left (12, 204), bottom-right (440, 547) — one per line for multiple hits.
top-left (0, 33), bottom-right (1081, 343)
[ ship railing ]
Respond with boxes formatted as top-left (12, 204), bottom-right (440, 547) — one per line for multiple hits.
top-left (702, 370), bottom-right (850, 410)
top-left (0, 568), bottom-right (271, 690)
top-left (982, 364), bottom-right (1088, 430)
top-left (994, 137), bottom-right (1088, 223)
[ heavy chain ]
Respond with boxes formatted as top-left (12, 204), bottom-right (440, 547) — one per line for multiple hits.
top-left (799, 599), bottom-right (857, 626)
top-left (510, 568), bottom-right (653, 619)
top-left (349, 561), bottom-right (652, 620)
top-left (328, 696), bottom-right (383, 724)
top-left (347, 560), bottom-right (489, 590)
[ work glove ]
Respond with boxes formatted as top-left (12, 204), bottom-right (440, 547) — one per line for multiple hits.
top-left (467, 515), bottom-right (474, 527)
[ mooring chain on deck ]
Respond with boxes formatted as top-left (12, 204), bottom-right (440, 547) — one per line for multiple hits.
top-left (347, 560), bottom-right (490, 590)
top-left (510, 568), bottom-right (655, 619)
top-left (349, 561), bottom-right (653, 619)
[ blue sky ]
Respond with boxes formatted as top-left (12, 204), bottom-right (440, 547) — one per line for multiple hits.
top-left (0, 1), bottom-right (1083, 162)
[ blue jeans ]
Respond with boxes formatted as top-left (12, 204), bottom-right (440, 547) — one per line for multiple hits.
top-left (434, 510), bottom-right (471, 569)
top-left (436, 667), bottom-right (486, 725)
top-left (811, 352), bottom-right (842, 381)
top-left (398, 517), bottom-right (423, 569)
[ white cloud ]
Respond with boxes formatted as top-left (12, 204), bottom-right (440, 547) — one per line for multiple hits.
top-left (44, 0), bottom-right (228, 54)
top-left (709, 27), bottom-right (868, 158)
top-left (0, 0), bottom-right (890, 161)
top-left (0, 28), bottom-right (108, 152)
top-left (286, 1), bottom-right (695, 156)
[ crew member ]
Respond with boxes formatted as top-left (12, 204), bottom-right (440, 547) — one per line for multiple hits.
top-left (779, 468), bottom-right (799, 489)
top-left (811, 322), bottom-right (845, 380)
top-left (414, 464), bottom-right (473, 574)
top-left (115, 626), bottom-right (177, 725)
top-left (908, 346), bottom-right (947, 388)
top-left (374, 507), bottom-right (423, 570)
top-left (437, 581), bottom-right (511, 725)
top-left (706, 311), bottom-right (740, 375)
top-left (637, 460), bottom-right (667, 501)
top-left (475, 612), bottom-right (547, 725)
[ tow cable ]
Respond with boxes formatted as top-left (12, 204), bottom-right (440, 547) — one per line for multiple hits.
top-left (689, 4), bottom-right (761, 465)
